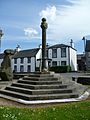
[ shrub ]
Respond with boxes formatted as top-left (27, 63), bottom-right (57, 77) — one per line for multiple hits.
top-left (35, 67), bottom-right (40, 71)
top-left (49, 65), bottom-right (71, 73)
top-left (77, 77), bottom-right (90, 85)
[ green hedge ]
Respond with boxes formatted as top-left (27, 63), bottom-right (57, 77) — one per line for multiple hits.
top-left (49, 66), bottom-right (71, 73)
top-left (77, 77), bottom-right (90, 85)
top-left (35, 67), bottom-right (40, 71)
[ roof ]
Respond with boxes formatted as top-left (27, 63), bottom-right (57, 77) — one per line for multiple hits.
top-left (85, 40), bottom-right (90, 52)
top-left (13, 48), bottom-right (40, 58)
top-left (48, 44), bottom-right (76, 51)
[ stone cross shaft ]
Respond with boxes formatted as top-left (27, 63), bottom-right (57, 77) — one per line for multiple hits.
top-left (40, 18), bottom-right (48, 72)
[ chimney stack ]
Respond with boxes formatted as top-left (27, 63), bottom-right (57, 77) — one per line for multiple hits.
top-left (70, 39), bottom-right (74, 48)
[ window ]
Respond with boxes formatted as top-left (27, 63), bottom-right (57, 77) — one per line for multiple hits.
top-left (20, 58), bottom-right (24, 63)
top-left (14, 65), bottom-right (17, 72)
top-left (27, 65), bottom-right (31, 72)
top-left (61, 61), bottom-right (66, 66)
top-left (61, 47), bottom-right (66, 57)
top-left (27, 57), bottom-right (31, 63)
top-left (52, 61), bottom-right (57, 66)
top-left (20, 65), bottom-right (24, 72)
top-left (52, 49), bottom-right (57, 58)
top-left (14, 58), bottom-right (17, 64)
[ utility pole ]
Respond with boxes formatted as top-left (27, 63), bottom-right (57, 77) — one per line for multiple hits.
top-left (0, 29), bottom-right (4, 52)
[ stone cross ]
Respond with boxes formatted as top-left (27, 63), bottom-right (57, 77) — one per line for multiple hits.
top-left (40, 18), bottom-right (48, 72)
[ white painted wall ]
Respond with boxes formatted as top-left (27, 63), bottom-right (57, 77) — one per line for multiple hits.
top-left (69, 48), bottom-right (77, 71)
top-left (12, 57), bottom-right (36, 72)
top-left (31, 57), bottom-right (35, 72)
top-left (48, 47), bottom-right (77, 71)
top-left (36, 48), bottom-right (42, 68)
top-left (48, 47), bottom-right (69, 66)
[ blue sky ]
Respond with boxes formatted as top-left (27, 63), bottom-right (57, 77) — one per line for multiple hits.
top-left (0, 0), bottom-right (90, 53)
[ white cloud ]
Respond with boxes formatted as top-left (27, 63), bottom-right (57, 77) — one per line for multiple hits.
top-left (39, 6), bottom-right (56, 21)
top-left (39, 0), bottom-right (90, 44)
top-left (24, 28), bottom-right (38, 39)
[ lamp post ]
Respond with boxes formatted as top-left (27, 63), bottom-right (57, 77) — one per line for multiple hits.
top-left (82, 36), bottom-right (86, 71)
top-left (0, 29), bottom-right (4, 52)
top-left (40, 18), bottom-right (48, 72)
top-left (82, 36), bottom-right (86, 54)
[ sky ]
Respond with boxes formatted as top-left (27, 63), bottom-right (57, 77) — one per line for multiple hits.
top-left (0, 0), bottom-right (90, 53)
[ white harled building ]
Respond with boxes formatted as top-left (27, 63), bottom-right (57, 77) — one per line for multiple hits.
top-left (0, 43), bottom-right (77, 72)
top-left (48, 44), bottom-right (77, 71)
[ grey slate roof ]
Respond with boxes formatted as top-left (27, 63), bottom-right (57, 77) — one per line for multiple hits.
top-left (85, 40), bottom-right (90, 52)
top-left (48, 44), bottom-right (76, 51)
top-left (0, 48), bottom-right (40, 59)
top-left (13, 48), bottom-right (40, 58)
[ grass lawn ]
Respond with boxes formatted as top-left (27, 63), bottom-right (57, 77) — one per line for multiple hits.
top-left (86, 85), bottom-right (90, 89)
top-left (0, 101), bottom-right (90, 120)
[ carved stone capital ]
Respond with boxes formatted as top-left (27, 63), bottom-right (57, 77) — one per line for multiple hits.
top-left (40, 18), bottom-right (48, 29)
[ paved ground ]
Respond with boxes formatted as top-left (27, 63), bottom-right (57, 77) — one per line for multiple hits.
top-left (0, 72), bottom-right (90, 108)
top-left (59, 72), bottom-right (87, 80)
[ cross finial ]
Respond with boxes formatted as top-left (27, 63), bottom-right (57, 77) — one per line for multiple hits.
top-left (41, 18), bottom-right (48, 29)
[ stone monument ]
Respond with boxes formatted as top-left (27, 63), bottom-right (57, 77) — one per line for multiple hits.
top-left (40, 18), bottom-right (48, 72)
top-left (0, 49), bottom-right (16, 81)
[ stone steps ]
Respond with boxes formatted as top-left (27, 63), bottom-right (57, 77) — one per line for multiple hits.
top-left (0, 73), bottom-right (82, 104)
top-left (0, 89), bottom-right (79, 101)
top-left (18, 79), bottom-right (62, 85)
top-left (5, 86), bottom-right (74, 95)
top-left (28, 74), bottom-right (54, 78)
top-left (23, 76), bottom-right (58, 81)
top-left (13, 73), bottom-right (54, 79)
top-left (11, 82), bottom-right (68, 89)
top-left (0, 90), bottom-right (29, 100)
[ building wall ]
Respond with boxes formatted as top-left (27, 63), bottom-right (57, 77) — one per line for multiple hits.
top-left (69, 47), bottom-right (77, 71)
top-left (0, 46), bottom-right (77, 72)
top-left (77, 54), bottom-right (85, 71)
top-left (48, 47), bottom-right (77, 71)
top-left (12, 57), bottom-right (36, 72)
top-left (36, 48), bottom-right (42, 68)
top-left (48, 47), bottom-right (69, 66)
top-left (86, 52), bottom-right (90, 70)
top-left (0, 49), bottom-right (41, 73)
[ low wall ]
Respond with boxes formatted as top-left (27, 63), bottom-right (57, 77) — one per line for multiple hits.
top-left (72, 76), bottom-right (90, 85)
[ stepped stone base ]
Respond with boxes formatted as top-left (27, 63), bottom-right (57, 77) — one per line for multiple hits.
top-left (0, 72), bottom-right (88, 104)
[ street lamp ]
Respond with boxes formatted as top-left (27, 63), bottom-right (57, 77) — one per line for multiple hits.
top-left (82, 36), bottom-right (86, 54)
top-left (0, 29), bottom-right (4, 52)
top-left (82, 36), bottom-right (86, 71)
